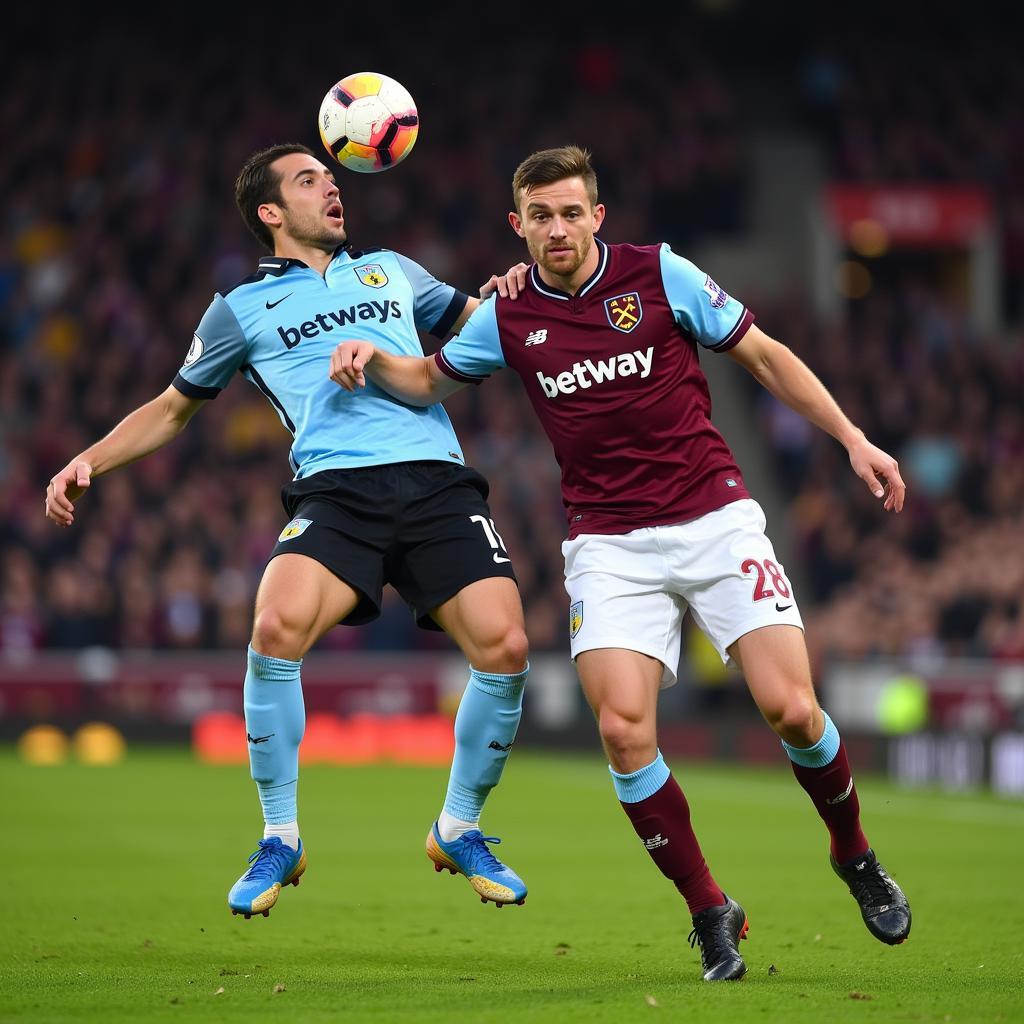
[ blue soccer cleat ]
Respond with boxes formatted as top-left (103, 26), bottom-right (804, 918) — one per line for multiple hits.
top-left (426, 822), bottom-right (527, 907)
top-left (228, 836), bottom-right (306, 918)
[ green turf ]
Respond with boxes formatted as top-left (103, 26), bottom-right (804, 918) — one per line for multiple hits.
top-left (3, 748), bottom-right (1022, 1023)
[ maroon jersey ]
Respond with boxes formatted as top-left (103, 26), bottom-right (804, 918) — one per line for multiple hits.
top-left (437, 239), bottom-right (754, 538)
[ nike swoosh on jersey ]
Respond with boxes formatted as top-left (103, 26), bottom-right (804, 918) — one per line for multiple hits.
top-left (493, 553), bottom-right (512, 564)
top-left (266, 294), bottom-right (293, 309)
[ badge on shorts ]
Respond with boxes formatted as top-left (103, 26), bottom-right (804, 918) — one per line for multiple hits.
top-left (569, 601), bottom-right (584, 639)
top-left (278, 518), bottom-right (312, 542)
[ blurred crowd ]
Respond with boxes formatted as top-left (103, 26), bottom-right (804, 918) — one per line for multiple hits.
top-left (1, 16), bottom-right (1020, 666)
top-left (751, 287), bottom-right (1024, 670)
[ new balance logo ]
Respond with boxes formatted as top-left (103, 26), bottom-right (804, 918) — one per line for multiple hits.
top-left (536, 346), bottom-right (654, 398)
top-left (247, 733), bottom-right (275, 744)
top-left (827, 779), bottom-right (855, 805)
top-left (643, 834), bottom-right (669, 850)
top-left (524, 329), bottom-right (548, 346)
top-left (489, 740), bottom-right (513, 752)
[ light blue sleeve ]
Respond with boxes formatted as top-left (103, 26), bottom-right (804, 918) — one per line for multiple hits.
top-left (435, 298), bottom-right (505, 383)
top-left (173, 294), bottom-right (248, 398)
top-left (393, 252), bottom-right (469, 338)
top-left (659, 243), bottom-right (753, 351)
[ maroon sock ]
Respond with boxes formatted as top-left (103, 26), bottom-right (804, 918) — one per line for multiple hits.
top-left (790, 740), bottom-right (869, 863)
top-left (619, 773), bottom-right (725, 915)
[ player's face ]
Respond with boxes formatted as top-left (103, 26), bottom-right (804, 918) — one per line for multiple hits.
top-left (260, 153), bottom-right (346, 250)
top-left (510, 177), bottom-right (605, 280)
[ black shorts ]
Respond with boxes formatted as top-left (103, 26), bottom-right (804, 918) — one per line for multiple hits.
top-left (270, 461), bottom-right (517, 630)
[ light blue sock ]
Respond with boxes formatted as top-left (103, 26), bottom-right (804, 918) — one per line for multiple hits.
top-left (609, 750), bottom-right (671, 803)
top-left (244, 644), bottom-right (305, 825)
top-left (782, 711), bottom-right (840, 768)
top-left (442, 663), bottom-right (528, 823)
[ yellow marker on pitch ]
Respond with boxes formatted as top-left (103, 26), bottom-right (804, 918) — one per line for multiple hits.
top-left (72, 722), bottom-right (126, 765)
top-left (17, 724), bottom-right (70, 765)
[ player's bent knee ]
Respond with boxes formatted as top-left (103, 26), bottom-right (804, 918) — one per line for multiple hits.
top-left (598, 710), bottom-right (654, 763)
top-left (474, 626), bottom-right (529, 676)
top-left (251, 607), bottom-right (309, 662)
top-left (766, 697), bottom-right (820, 745)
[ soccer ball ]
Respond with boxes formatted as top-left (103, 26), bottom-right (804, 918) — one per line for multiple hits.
top-left (318, 72), bottom-right (419, 173)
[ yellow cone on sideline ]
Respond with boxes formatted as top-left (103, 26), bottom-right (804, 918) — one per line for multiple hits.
top-left (17, 724), bottom-right (70, 765)
top-left (72, 722), bottom-right (126, 765)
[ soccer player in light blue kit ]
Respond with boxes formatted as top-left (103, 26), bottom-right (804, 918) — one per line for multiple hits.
top-left (44, 143), bottom-right (530, 918)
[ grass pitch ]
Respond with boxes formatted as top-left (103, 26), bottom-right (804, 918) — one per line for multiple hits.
top-left (3, 748), bottom-right (1022, 1023)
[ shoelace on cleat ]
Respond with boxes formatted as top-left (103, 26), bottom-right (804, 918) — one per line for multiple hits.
top-left (846, 865), bottom-right (897, 911)
top-left (457, 834), bottom-right (506, 876)
top-left (688, 911), bottom-right (737, 968)
top-left (240, 839), bottom-right (296, 883)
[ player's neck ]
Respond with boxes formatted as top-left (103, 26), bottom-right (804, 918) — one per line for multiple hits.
top-left (273, 241), bottom-right (335, 277)
top-left (536, 239), bottom-right (601, 296)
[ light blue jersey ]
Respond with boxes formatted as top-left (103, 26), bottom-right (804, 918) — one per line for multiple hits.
top-left (174, 248), bottom-right (469, 477)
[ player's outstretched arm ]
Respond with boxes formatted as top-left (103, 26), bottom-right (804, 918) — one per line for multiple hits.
top-left (45, 385), bottom-right (205, 527)
top-left (727, 325), bottom-right (906, 512)
top-left (329, 342), bottom-right (465, 407)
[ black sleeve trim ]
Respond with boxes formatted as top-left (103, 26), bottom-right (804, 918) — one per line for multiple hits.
top-left (434, 350), bottom-right (487, 385)
top-left (429, 291), bottom-right (470, 339)
top-left (173, 373), bottom-right (221, 399)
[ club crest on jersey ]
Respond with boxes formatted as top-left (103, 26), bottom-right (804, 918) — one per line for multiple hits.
top-left (703, 275), bottom-right (729, 309)
top-left (355, 264), bottom-right (388, 288)
top-left (278, 518), bottom-right (312, 542)
top-left (569, 601), bottom-right (584, 638)
top-left (605, 292), bottom-right (643, 333)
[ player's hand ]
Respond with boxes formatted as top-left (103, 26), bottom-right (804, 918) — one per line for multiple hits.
top-left (330, 340), bottom-right (376, 391)
top-left (479, 263), bottom-right (529, 301)
top-left (847, 437), bottom-right (906, 512)
top-left (45, 460), bottom-right (93, 527)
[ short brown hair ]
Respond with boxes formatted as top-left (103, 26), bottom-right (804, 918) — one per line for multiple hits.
top-left (235, 143), bottom-right (317, 250)
top-left (512, 146), bottom-right (598, 212)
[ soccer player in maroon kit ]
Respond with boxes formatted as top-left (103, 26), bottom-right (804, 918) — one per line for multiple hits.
top-left (329, 146), bottom-right (912, 981)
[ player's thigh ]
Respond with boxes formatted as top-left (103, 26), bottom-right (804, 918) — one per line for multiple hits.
top-left (728, 624), bottom-right (821, 733)
top-left (576, 647), bottom-right (664, 723)
top-left (678, 499), bottom-right (804, 664)
top-left (563, 531), bottom-right (685, 687)
top-left (254, 552), bottom-right (362, 650)
top-left (431, 576), bottom-right (527, 670)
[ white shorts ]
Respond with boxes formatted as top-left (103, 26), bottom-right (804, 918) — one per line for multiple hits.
top-left (562, 499), bottom-right (804, 687)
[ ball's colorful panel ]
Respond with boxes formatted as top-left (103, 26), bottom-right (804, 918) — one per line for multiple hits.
top-left (337, 72), bottom-right (383, 100)
top-left (336, 139), bottom-right (383, 173)
top-left (385, 126), bottom-right (419, 165)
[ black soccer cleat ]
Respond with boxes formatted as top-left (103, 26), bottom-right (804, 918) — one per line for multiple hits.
top-left (688, 895), bottom-right (749, 981)
top-left (831, 848), bottom-right (911, 945)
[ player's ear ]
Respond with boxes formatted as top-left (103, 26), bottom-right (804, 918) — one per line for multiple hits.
top-left (592, 203), bottom-right (606, 232)
top-left (508, 211), bottom-right (525, 238)
top-left (259, 203), bottom-right (283, 231)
